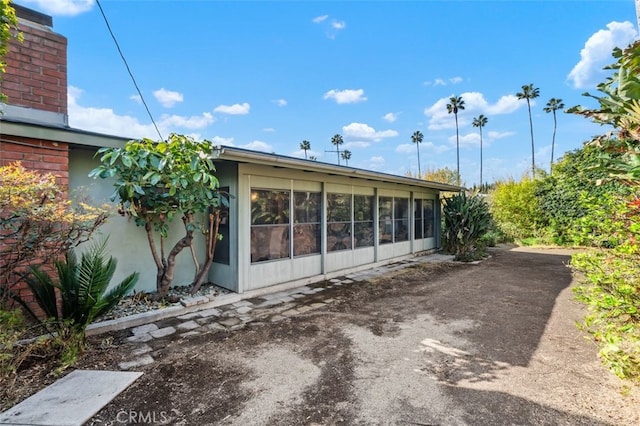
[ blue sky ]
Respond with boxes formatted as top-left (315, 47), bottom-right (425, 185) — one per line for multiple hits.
top-left (18, 0), bottom-right (639, 186)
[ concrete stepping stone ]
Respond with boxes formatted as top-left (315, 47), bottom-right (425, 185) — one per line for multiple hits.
top-left (119, 355), bottom-right (154, 370)
top-left (0, 370), bottom-right (142, 426)
top-left (131, 324), bottom-right (158, 335)
top-left (149, 326), bottom-right (176, 339)
top-left (126, 333), bottom-right (152, 343)
top-left (176, 320), bottom-right (200, 331)
top-left (198, 308), bottom-right (221, 318)
top-left (219, 317), bottom-right (241, 328)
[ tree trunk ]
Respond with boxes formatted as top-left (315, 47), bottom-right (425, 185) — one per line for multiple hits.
top-left (190, 210), bottom-right (222, 294)
top-left (152, 214), bottom-right (195, 301)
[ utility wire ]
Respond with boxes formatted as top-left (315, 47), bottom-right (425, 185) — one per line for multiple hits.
top-left (95, 0), bottom-right (163, 141)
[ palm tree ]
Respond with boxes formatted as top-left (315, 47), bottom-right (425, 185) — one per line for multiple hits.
top-left (516, 83), bottom-right (540, 177)
top-left (446, 95), bottom-right (465, 185)
top-left (309, 155), bottom-right (318, 161)
top-left (411, 130), bottom-right (424, 177)
top-left (300, 140), bottom-right (311, 159)
top-left (543, 98), bottom-right (564, 172)
top-left (472, 115), bottom-right (488, 187)
top-left (341, 150), bottom-right (352, 166)
top-left (331, 134), bottom-right (344, 165)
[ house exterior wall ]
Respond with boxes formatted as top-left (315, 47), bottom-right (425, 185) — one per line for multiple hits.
top-left (232, 163), bottom-right (439, 293)
top-left (68, 147), bottom-right (206, 293)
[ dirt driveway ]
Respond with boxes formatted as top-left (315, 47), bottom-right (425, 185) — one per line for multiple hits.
top-left (84, 246), bottom-right (638, 425)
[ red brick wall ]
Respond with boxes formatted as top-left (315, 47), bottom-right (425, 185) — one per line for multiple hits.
top-left (0, 136), bottom-right (69, 188)
top-left (0, 138), bottom-right (69, 320)
top-left (1, 21), bottom-right (67, 115)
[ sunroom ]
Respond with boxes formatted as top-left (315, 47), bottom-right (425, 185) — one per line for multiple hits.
top-left (208, 146), bottom-right (461, 294)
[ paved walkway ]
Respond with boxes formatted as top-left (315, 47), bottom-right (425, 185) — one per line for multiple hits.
top-left (117, 254), bottom-right (454, 371)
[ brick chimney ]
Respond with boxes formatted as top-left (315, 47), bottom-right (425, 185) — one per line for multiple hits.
top-left (1, 3), bottom-right (68, 125)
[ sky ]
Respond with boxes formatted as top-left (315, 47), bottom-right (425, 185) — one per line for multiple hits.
top-left (15, 0), bottom-right (640, 186)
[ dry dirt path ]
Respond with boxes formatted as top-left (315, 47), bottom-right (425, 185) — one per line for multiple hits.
top-left (85, 246), bottom-right (639, 425)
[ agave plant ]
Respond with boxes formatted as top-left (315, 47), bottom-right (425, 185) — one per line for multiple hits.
top-left (442, 192), bottom-right (492, 261)
top-left (24, 239), bottom-right (138, 336)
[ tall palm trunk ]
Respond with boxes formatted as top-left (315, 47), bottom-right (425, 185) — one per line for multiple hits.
top-left (479, 126), bottom-right (483, 186)
top-left (455, 113), bottom-right (460, 185)
top-left (527, 99), bottom-right (535, 177)
top-left (416, 143), bottom-right (421, 177)
top-left (550, 110), bottom-right (558, 172)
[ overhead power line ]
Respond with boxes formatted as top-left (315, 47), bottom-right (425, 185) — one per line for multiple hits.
top-left (95, 0), bottom-right (163, 141)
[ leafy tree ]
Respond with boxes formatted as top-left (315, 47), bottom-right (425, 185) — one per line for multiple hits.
top-left (0, 163), bottom-right (107, 307)
top-left (517, 83), bottom-right (540, 177)
top-left (411, 130), bottom-right (423, 176)
top-left (543, 98), bottom-right (565, 171)
top-left (341, 149), bottom-right (351, 166)
top-left (421, 166), bottom-right (463, 186)
top-left (446, 95), bottom-right (465, 185)
top-left (90, 134), bottom-right (228, 299)
top-left (472, 115), bottom-right (488, 186)
top-left (300, 140), bottom-right (311, 159)
top-left (331, 134), bottom-right (344, 165)
top-left (0, 0), bottom-right (22, 104)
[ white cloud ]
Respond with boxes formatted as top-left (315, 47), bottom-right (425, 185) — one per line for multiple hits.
top-left (395, 144), bottom-right (415, 154)
top-left (263, 127), bottom-right (276, 132)
top-left (211, 136), bottom-right (234, 146)
top-left (342, 122), bottom-right (398, 143)
top-left (323, 89), bottom-right (367, 104)
top-left (424, 92), bottom-right (524, 130)
top-left (153, 88), bottom-right (184, 108)
top-left (242, 141), bottom-right (273, 152)
top-left (487, 130), bottom-right (515, 140)
top-left (382, 112), bottom-right (398, 123)
top-left (214, 102), bottom-right (251, 115)
top-left (272, 99), bottom-right (287, 107)
top-left (129, 94), bottom-right (142, 104)
top-left (20, 0), bottom-right (94, 16)
top-left (159, 112), bottom-right (214, 129)
top-left (332, 20), bottom-right (346, 30)
top-left (312, 14), bottom-right (346, 39)
top-left (568, 21), bottom-right (638, 89)
top-left (68, 86), bottom-right (214, 139)
top-left (424, 77), bottom-right (463, 87)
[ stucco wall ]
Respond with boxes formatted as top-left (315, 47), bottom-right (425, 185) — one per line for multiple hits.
top-left (68, 147), bottom-right (206, 294)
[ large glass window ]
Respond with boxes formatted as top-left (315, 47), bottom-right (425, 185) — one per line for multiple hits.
top-left (293, 191), bottom-right (321, 256)
top-left (423, 199), bottom-right (435, 238)
top-left (327, 193), bottom-right (352, 251)
top-left (378, 196), bottom-right (393, 244)
top-left (394, 198), bottom-right (409, 242)
top-left (251, 189), bottom-right (290, 263)
top-left (414, 199), bottom-right (423, 240)
top-left (354, 195), bottom-right (374, 248)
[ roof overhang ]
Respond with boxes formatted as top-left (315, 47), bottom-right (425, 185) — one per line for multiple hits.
top-left (0, 117), bottom-right (129, 149)
top-left (212, 145), bottom-right (463, 192)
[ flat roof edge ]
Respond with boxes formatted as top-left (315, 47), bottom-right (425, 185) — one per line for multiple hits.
top-left (212, 145), bottom-right (463, 192)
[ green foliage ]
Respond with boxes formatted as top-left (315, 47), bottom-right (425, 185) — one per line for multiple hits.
top-left (24, 239), bottom-right (138, 339)
top-left (488, 177), bottom-right (543, 241)
top-left (0, 162), bottom-right (108, 308)
top-left (442, 192), bottom-right (492, 261)
top-left (535, 145), bottom-right (627, 245)
top-left (90, 134), bottom-right (227, 298)
top-left (572, 250), bottom-right (640, 382)
top-left (421, 166), bottom-right (464, 187)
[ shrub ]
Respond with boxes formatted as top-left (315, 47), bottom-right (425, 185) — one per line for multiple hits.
top-left (0, 162), bottom-right (107, 307)
top-left (22, 239), bottom-right (138, 362)
top-left (488, 177), bottom-right (544, 241)
top-left (442, 192), bottom-right (492, 261)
